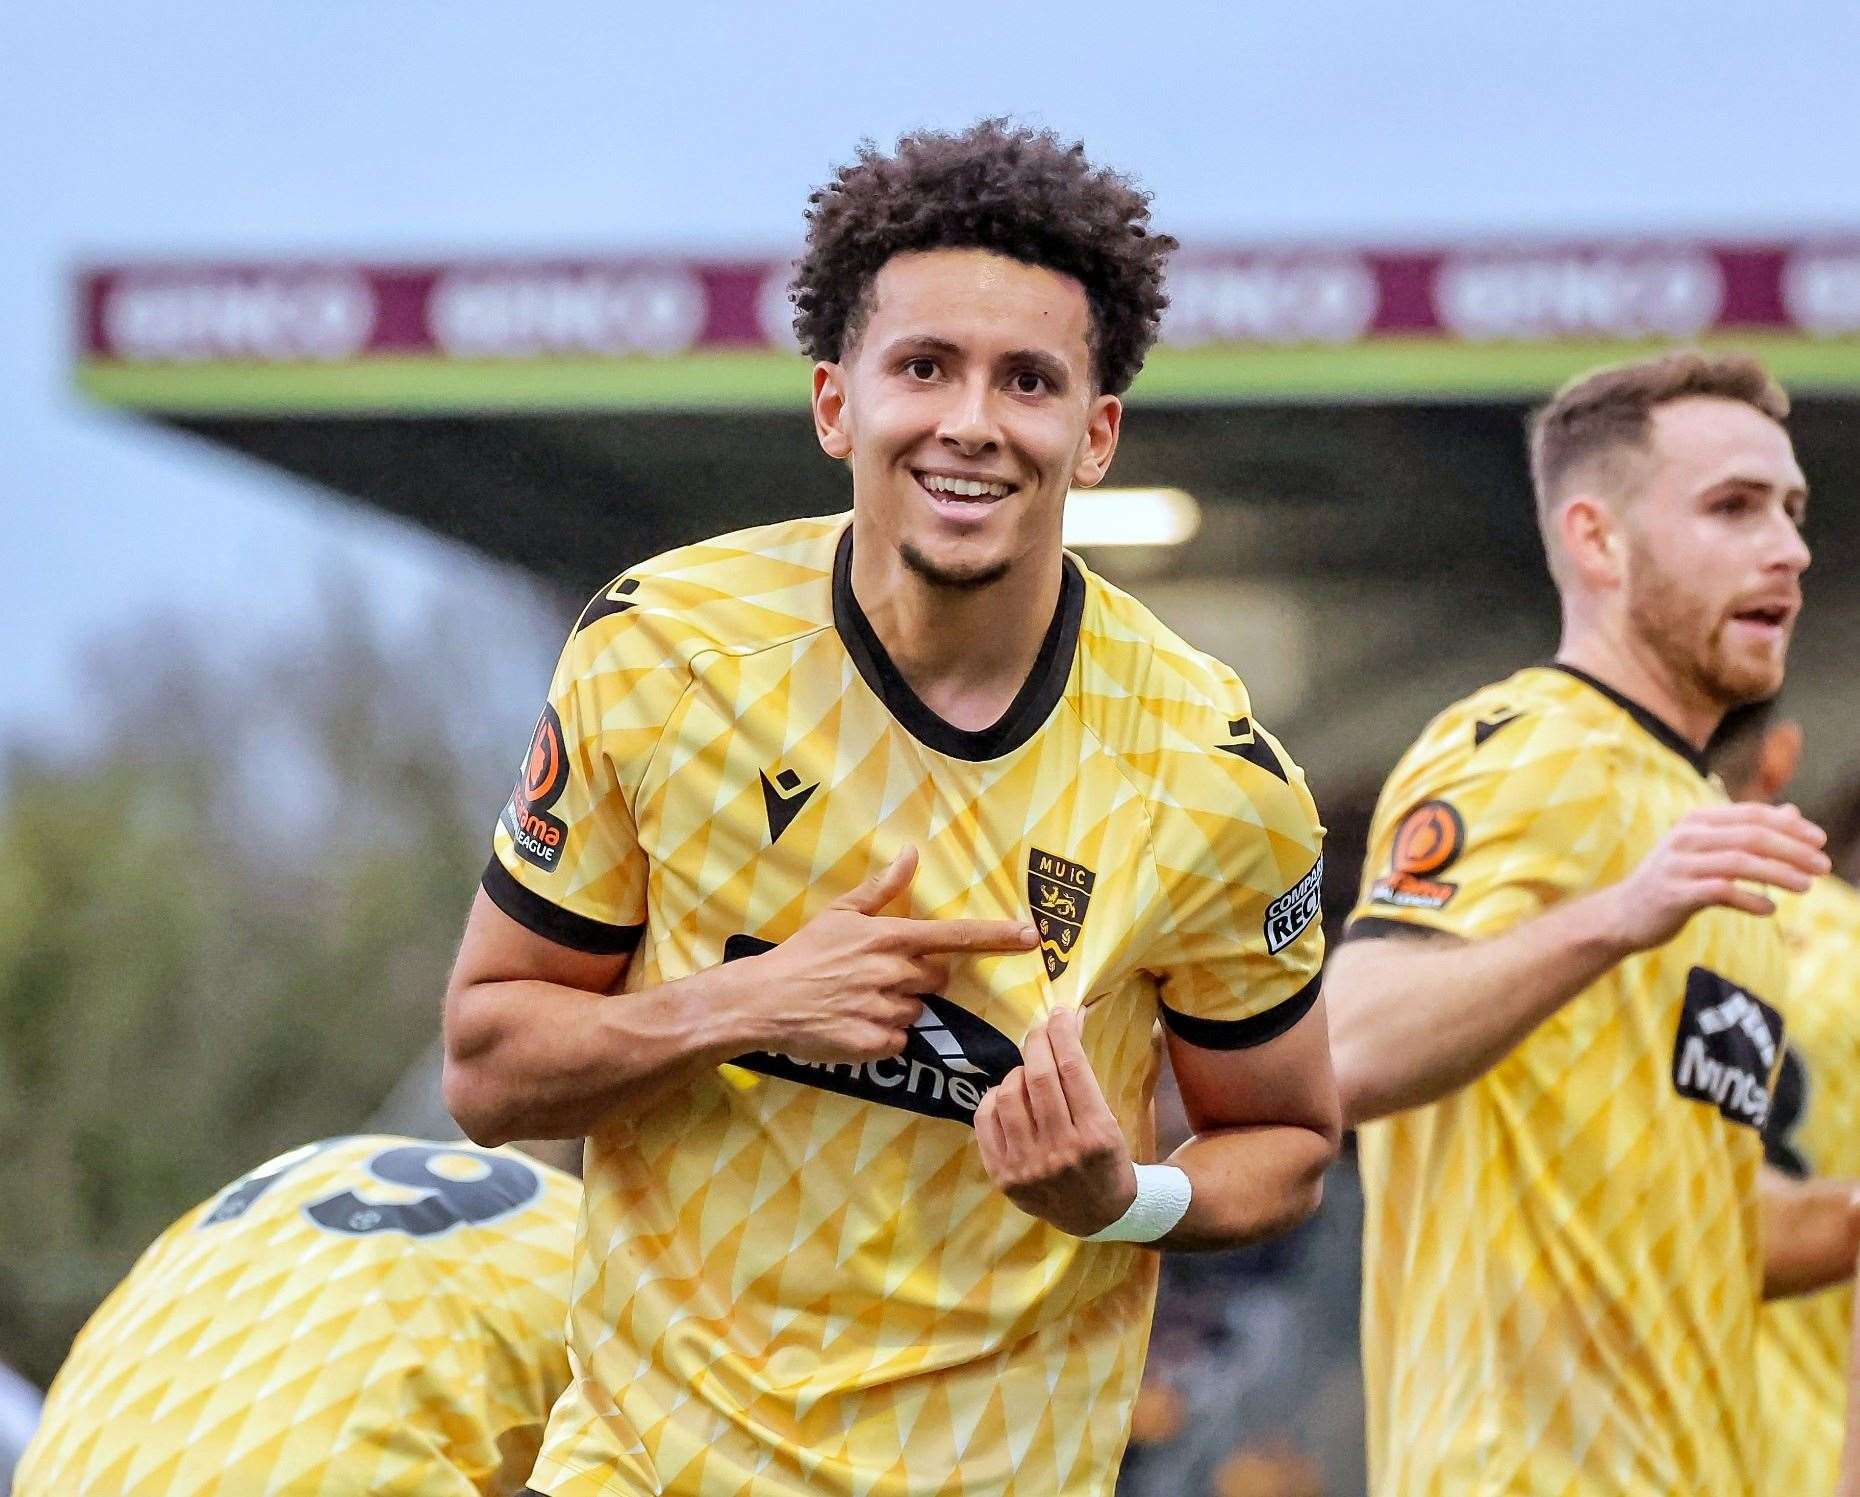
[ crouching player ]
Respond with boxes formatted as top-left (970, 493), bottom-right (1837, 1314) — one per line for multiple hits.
top-left (16, 1135), bottom-right (580, 1496)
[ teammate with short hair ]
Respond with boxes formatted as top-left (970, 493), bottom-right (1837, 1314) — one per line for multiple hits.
top-left (1709, 703), bottom-right (1860, 1494)
top-left (1325, 351), bottom-right (1832, 1494)
top-left (443, 120), bottom-right (1339, 1497)
top-left (14, 1135), bottom-right (580, 1496)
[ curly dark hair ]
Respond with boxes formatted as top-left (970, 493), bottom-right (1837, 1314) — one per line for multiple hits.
top-left (791, 119), bottom-right (1176, 396)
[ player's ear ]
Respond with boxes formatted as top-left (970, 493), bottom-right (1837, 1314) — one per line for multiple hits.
top-left (1559, 493), bottom-right (1624, 588)
top-left (1070, 393), bottom-right (1123, 489)
top-left (813, 362), bottom-right (853, 462)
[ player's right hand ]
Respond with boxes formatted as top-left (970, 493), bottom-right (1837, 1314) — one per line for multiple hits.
top-left (1601, 802), bottom-right (1830, 953)
top-left (741, 847), bottom-right (1039, 1064)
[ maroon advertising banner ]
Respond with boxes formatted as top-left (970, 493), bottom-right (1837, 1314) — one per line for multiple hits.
top-left (75, 240), bottom-right (1860, 367)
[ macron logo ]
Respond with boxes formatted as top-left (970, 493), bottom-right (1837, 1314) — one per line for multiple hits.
top-left (759, 768), bottom-right (819, 844)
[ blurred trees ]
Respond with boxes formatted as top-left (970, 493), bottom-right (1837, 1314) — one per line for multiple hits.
top-left (0, 578), bottom-right (560, 1386)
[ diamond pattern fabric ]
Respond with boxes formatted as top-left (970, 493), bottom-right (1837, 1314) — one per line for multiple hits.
top-left (16, 1135), bottom-right (580, 1496)
top-left (1348, 667), bottom-right (1788, 1495)
top-left (488, 515), bottom-right (1326, 1497)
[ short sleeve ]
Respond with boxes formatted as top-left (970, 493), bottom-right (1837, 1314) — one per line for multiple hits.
top-left (1344, 718), bottom-right (1609, 945)
top-left (483, 579), bottom-right (688, 954)
top-left (1147, 719), bottom-right (1327, 1049)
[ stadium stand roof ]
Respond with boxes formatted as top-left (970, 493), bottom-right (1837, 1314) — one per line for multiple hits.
top-left (74, 236), bottom-right (1860, 597)
top-left (72, 236), bottom-right (1860, 813)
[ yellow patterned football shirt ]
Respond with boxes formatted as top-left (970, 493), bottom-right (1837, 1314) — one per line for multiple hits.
top-left (1758, 874), bottom-right (1860, 1496)
top-left (16, 1135), bottom-right (580, 1497)
top-left (483, 513), bottom-right (1326, 1497)
top-left (1345, 664), bottom-right (1788, 1496)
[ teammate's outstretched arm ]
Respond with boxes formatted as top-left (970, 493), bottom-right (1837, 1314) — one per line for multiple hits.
top-left (1327, 802), bottom-right (1828, 1127)
top-left (1760, 1166), bottom-right (1860, 1299)
top-left (974, 1002), bottom-right (1340, 1250)
top-left (445, 849), bottom-right (1037, 1144)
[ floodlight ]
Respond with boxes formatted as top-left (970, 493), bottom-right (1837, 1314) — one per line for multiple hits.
top-left (1062, 488), bottom-right (1201, 548)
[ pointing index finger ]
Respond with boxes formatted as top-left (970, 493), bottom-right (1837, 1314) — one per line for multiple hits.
top-left (888, 917), bottom-right (1041, 954)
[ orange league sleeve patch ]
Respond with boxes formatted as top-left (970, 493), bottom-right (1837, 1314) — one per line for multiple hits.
top-left (1370, 799), bottom-right (1465, 912)
top-left (502, 704), bottom-right (570, 872)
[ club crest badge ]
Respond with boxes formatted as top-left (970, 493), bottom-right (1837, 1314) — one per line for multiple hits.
top-left (1028, 847), bottom-right (1095, 980)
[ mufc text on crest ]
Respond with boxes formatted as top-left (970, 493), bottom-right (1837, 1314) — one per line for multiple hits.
top-left (1028, 848), bottom-right (1095, 980)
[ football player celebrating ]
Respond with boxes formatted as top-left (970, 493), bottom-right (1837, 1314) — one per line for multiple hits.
top-left (1324, 351), bottom-right (1829, 1494)
top-left (443, 120), bottom-right (1339, 1497)
top-left (1709, 702), bottom-right (1860, 1494)
top-left (15, 1136), bottom-right (580, 1496)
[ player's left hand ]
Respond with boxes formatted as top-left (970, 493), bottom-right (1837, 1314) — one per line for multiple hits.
top-left (974, 1006), bottom-right (1138, 1237)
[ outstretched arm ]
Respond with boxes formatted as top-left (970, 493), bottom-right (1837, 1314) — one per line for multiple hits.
top-left (1326, 893), bottom-right (1632, 1128)
top-left (1761, 1167), bottom-right (1860, 1300)
top-left (1327, 803), bottom-right (1827, 1127)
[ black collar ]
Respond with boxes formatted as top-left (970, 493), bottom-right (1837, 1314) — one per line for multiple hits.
top-left (1545, 662), bottom-right (1712, 778)
top-left (832, 527), bottom-right (1084, 762)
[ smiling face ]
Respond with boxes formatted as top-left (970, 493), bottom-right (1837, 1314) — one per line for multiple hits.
top-left (1614, 396), bottom-right (1811, 707)
top-left (811, 248), bottom-right (1121, 590)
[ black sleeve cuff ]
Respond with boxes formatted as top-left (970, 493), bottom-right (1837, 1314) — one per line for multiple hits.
top-left (481, 858), bottom-right (644, 956)
top-left (1339, 915), bottom-right (1459, 945)
top-left (1159, 972), bottom-right (1321, 1051)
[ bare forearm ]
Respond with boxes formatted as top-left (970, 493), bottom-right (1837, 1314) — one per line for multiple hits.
top-left (1762, 1169), bottom-right (1860, 1299)
top-left (1155, 1122), bottom-right (1338, 1252)
top-left (1332, 799), bottom-right (1833, 1127)
top-left (1328, 892), bottom-right (1633, 1126)
top-left (444, 964), bottom-right (762, 1144)
top-left (445, 854), bottom-right (1030, 1145)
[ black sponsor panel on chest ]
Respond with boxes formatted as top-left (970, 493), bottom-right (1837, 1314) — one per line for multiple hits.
top-left (721, 935), bottom-right (1022, 1126)
top-left (1762, 1048), bottom-right (1810, 1178)
top-left (1671, 966), bottom-right (1783, 1131)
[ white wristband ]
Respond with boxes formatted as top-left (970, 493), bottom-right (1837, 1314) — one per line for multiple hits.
top-left (1081, 1164), bottom-right (1192, 1243)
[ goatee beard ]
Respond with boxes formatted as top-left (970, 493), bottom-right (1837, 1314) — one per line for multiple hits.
top-left (899, 540), bottom-right (1012, 593)
top-left (1628, 577), bottom-right (1782, 711)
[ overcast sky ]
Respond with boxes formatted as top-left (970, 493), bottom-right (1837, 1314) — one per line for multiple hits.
top-left (7, 0), bottom-right (1859, 746)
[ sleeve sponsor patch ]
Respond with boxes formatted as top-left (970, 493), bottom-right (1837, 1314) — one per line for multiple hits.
top-left (501, 704), bottom-right (570, 872)
top-left (1369, 799), bottom-right (1464, 911)
top-left (1264, 855), bottom-right (1323, 954)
